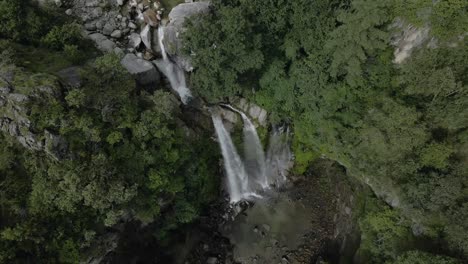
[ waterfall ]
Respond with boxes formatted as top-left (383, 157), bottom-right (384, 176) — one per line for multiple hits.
top-left (211, 112), bottom-right (258, 202)
top-left (221, 104), bottom-right (268, 189)
top-left (266, 126), bottom-right (293, 186)
top-left (157, 26), bottom-right (192, 104)
top-left (213, 105), bottom-right (292, 203)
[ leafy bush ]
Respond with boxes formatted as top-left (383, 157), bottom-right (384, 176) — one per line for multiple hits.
top-left (42, 23), bottom-right (83, 50)
top-left (63, 44), bottom-right (85, 64)
top-left (0, 0), bottom-right (51, 43)
top-left (392, 251), bottom-right (460, 264)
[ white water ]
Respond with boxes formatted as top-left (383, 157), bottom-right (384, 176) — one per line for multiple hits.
top-left (266, 126), bottom-right (293, 186)
top-left (221, 104), bottom-right (268, 189)
top-left (157, 26), bottom-right (192, 104)
top-left (211, 113), bottom-right (261, 202)
top-left (213, 105), bottom-right (292, 203)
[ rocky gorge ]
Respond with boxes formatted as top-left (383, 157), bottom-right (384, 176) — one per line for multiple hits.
top-left (0, 1), bottom-right (367, 262)
top-left (0, 0), bottom-right (466, 263)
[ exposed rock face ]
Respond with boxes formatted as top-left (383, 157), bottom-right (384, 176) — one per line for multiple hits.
top-left (162, 1), bottom-right (211, 71)
top-left (391, 19), bottom-right (430, 64)
top-left (140, 25), bottom-right (152, 50)
top-left (236, 98), bottom-right (268, 127)
top-left (121, 54), bottom-right (160, 85)
top-left (168, 2), bottom-right (211, 27)
top-left (0, 65), bottom-right (68, 159)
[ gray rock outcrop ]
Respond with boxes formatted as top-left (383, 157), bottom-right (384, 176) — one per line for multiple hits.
top-left (121, 54), bottom-right (160, 85)
top-left (0, 66), bottom-right (68, 160)
top-left (162, 1), bottom-right (211, 71)
top-left (89, 33), bottom-right (117, 53)
top-left (236, 98), bottom-right (267, 126)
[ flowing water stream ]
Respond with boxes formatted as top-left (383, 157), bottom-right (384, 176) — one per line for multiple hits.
top-left (157, 24), bottom-right (291, 202)
top-left (211, 113), bottom-right (259, 202)
top-left (157, 26), bottom-right (192, 104)
top-left (212, 105), bottom-right (292, 203)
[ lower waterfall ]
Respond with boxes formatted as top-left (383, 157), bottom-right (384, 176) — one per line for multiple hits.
top-left (212, 105), bottom-right (292, 203)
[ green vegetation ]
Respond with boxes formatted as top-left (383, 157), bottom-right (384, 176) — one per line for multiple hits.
top-left (0, 0), bottom-right (95, 72)
top-left (395, 0), bottom-right (468, 40)
top-left (392, 251), bottom-right (459, 264)
top-left (0, 53), bottom-right (220, 262)
top-left (160, 0), bottom-right (185, 11)
top-left (0, 0), bottom-right (467, 262)
top-left (184, 0), bottom-right (467, 261)
top-left (0, 1), bottom-right (219, 260)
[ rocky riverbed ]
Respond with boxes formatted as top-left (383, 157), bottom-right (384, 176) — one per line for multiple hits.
top-left (144, 159), bottom-right (367, 264)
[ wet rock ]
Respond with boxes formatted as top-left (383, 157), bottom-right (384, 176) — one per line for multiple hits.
top-left (143, 9), bottom-right (159, 27)
top-left (121, 54), bottom-right (160, 85)
top-left (151, 28), bottom-right (161, 54)
top-left (140, 24), bottom-right (151, 50)
top-left (220, 107), bottom-right (239, 124)
top-left (236, 98), bottom-right (267, 126)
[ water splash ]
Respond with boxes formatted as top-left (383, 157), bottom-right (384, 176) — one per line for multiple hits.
top-left (266, 126), bottom-right (293, 186)
top-left (157, 26), bottom-right (192, 104)
top-left (213, 105), bottom-right (293, 203)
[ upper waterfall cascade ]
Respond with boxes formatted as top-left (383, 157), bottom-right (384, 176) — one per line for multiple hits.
top-left (212, 105), bottom-right (292, 203)
top-left (157, 26), bottom-right (192, 104)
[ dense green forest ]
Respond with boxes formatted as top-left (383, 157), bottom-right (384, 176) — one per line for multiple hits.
top-left (184, 0), bottom-right (467, 262)
top-left (0, 0), bottom-right (467, 262)
top-left (1, 0), bottom-right (219, 261)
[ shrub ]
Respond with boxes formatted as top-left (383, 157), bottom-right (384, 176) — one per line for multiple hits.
top-left (0, 0), bottom-right (51, 43)
top-left (63, 44), bottom-right (85, 64)
top-left (42, 23), bottom-right (83, 50)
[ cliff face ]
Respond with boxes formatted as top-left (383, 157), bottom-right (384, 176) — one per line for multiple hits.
top-left (0, 64), bottom-right (68, 160)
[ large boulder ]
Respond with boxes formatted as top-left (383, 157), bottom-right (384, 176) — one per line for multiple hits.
top-left (88, 33), bottom-right (118, 53)
top-left (121, 54), bottom-right (160, 85)
top-left (57, 66), bottom-right (82, 88)
top-left (162, 1), bottom-right (211, 71)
